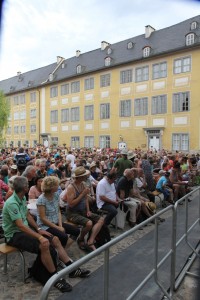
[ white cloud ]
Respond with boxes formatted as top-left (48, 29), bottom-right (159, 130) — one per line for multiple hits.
top-left (0, 0), bottom-right (199, 80)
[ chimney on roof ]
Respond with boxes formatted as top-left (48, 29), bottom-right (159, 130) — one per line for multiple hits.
top-left (145, 25), bottom-right (155, 38)
top-left (17, 71), bottom-right (21, 76)
top-left (57, 56), bottom-right (64, 64)
top-left (76, 50), bottom-right (81, 57)
top-left (101, 41), bottom-right (110, 50)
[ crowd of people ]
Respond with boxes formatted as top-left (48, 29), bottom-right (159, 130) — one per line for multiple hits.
top-left (0, 145), bottom-right (200, 293)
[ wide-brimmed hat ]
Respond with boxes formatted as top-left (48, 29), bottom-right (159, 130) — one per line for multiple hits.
top-left (72, 166), bottom-right (90, 178)
top-left (10, 164), bottom-right (17, 170)
top-left (145, 202), bottom-right (156, 213)
top-left (89, 162), bottom-right (96, 169)
top-left (121, 149), bottom-right (128, 155)
top-left (127, 150), bottom-right (135, 160)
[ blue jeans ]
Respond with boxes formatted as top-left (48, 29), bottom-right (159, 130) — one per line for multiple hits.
top-left (102, 203), bottom-right (118, 226)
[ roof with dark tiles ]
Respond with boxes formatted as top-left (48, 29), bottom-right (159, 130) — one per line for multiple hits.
top-left (0, 15), bottom-right (200, 95)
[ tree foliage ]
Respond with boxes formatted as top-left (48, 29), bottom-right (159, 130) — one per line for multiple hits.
top-left (0, 90), bottom-right (10, 146)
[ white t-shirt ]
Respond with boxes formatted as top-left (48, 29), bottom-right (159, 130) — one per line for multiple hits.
top-left (96, 177), bottom-right (116, 209)
top-left (66, 153), bottom-right (75, 167)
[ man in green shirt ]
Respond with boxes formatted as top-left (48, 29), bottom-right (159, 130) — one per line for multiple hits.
top-left (112, 149), bottom-right (133, 182)
top-left (2, 176), bottom-right (72, 292)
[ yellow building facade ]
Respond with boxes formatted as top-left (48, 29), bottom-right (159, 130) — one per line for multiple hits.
top-left (1, 16), bottom-right (200, 151)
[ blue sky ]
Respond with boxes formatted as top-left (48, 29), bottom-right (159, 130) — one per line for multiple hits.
top-left (0, 0), bottom-right (200, 80)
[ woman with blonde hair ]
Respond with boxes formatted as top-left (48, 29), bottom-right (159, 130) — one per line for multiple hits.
top-left (36, 176), bottom-right (91, 278)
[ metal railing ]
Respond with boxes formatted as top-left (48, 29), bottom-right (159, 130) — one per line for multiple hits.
top-left (40, 187), bottom-right (200, 300)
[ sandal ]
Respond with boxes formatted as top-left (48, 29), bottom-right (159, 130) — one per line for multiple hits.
top-left (84, 243), bottom-right (95, 253)
top-left (69, 268), bottom-right (91, 278)
top-left (54, 278), bottom-right (72, 293)
top-left (77, 238), bottom-right (86, 250)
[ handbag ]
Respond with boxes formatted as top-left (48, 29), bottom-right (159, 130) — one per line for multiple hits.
top-left (115, 202), bottom-right (130, 229)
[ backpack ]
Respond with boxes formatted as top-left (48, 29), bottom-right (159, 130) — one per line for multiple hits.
top-left (28, 246), bottom-right (58, 285)
top-left (16, 154), bottom-right (27, 169)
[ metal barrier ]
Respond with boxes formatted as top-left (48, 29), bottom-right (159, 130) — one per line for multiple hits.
top-left (40, 187), bottom-right (200, 300)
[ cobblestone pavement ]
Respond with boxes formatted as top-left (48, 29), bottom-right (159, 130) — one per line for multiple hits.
top-left (0, 203), bottom-right (198, 300)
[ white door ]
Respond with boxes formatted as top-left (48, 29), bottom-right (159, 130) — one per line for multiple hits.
top-left (149, 136), bottom-right (160, 150)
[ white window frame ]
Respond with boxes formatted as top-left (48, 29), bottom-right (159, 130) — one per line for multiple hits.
top-left (7, 126), bottom-right (11, 135)
top-left (100, 74), bottom-right (110, 87)
top-left (105, 57), bottom-right (111, 67)
top-left (99, 135), bottom-right (110, 148)
top-left (50, 110), bottom-right (58, 123)
top-left (76, 65), bottom-right (82, 74)
top-left (51, 137), bottom-right (58, 145)
top-left (30, 92), bottom-right (36, 103)
top-left (190, 21), bottom-right (197, 30)
top-left (13, 96), bottom-right (19, 105)
top-left (84, 136), bottom-right (94, 148)
top-left (84, 105), bottom-right (94, 121)
top-left (50, 86), bottom-right (58, 98)
top-left (151, 95), bottom-right (167, 114)
top-left (186, 33), bottom-right (195, 46)
top-left (14, 112), bottom-right (19, 120)
top-left (127, 42), bottom-right (133, 49)
top-left (173, 92), bottom-right (190, 113)
top-left (120, 100), bottom-right (131, 117)
top-left (107, 48), bottom-right (112, 55)
top-left (71, 107), bottom-right (80, 122)
top-left (134, 98), bottom-right (148, 116)
top-left (61, 84), bottom-right (69, 95)
top-left (14, 126), bottom-right (19, 134)
top-left (143, 46), bottom-right (151, 57)
top-left (100, 103), bottom-right (110, 119)
top-left (20, 110), bottom-right (26, 120)
top-left (120, 69), bottom-right (132, 84)
top-left (71, 81), bottom-right (80, 93)
top-left (84, 77), bottom-right (94, 90)
top-left (21, 125), bottom-right (26, 133)
top-left (30, 124), bottom-right (36, 133)
top-left (152, 62), bottom-right (167, 79)
top-left (172, 133), bottom-right (189, 151)
top-left (71, 136), bottom-right (80, 148)
top-left (174, 56), bottom-right (191, 74)
top-left (135, 66), bottom-right (149, 82)
top-left (30, 109), bottom-right (36, 118)
top-left (20, 94), bottom-right (25, 104)
top-left (61, 108), bottom-right (69, 123)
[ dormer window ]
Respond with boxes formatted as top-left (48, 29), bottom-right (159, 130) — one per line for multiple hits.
top-left (186, 33), bottom-right (195, 46)
top-left (190, 21), bottom-right (197, 30)
top-left (143, 46), bottom-right (151, 57)
top-left (127, 42), bottom-right (133, 49)
top-left (104, 57), bottom-right (111, 67)
top-left (107, 47), bottom-right (112, 55)
top-left (49, 73), bottom-right (54, 81)
top-left (76, 64), bottom-right (82, 74)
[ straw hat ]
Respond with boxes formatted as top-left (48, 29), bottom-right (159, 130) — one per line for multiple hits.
top-left (72, 166), bottom-right (90, 178)
top-left (89, 162), bottom-right (96, 169)
top-left (10, 164), bottom-right (17, 170)
top-left (145, 202), bottom-right (156, 213)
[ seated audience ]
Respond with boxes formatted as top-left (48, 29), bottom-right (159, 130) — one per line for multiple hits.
top-left (96, 172), bottom-right (119, 226)
top-left (66, 166), bottom-right (104, 252)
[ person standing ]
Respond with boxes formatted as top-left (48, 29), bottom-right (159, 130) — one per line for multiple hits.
top-left (112, 149), bottom-right (133, 182)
